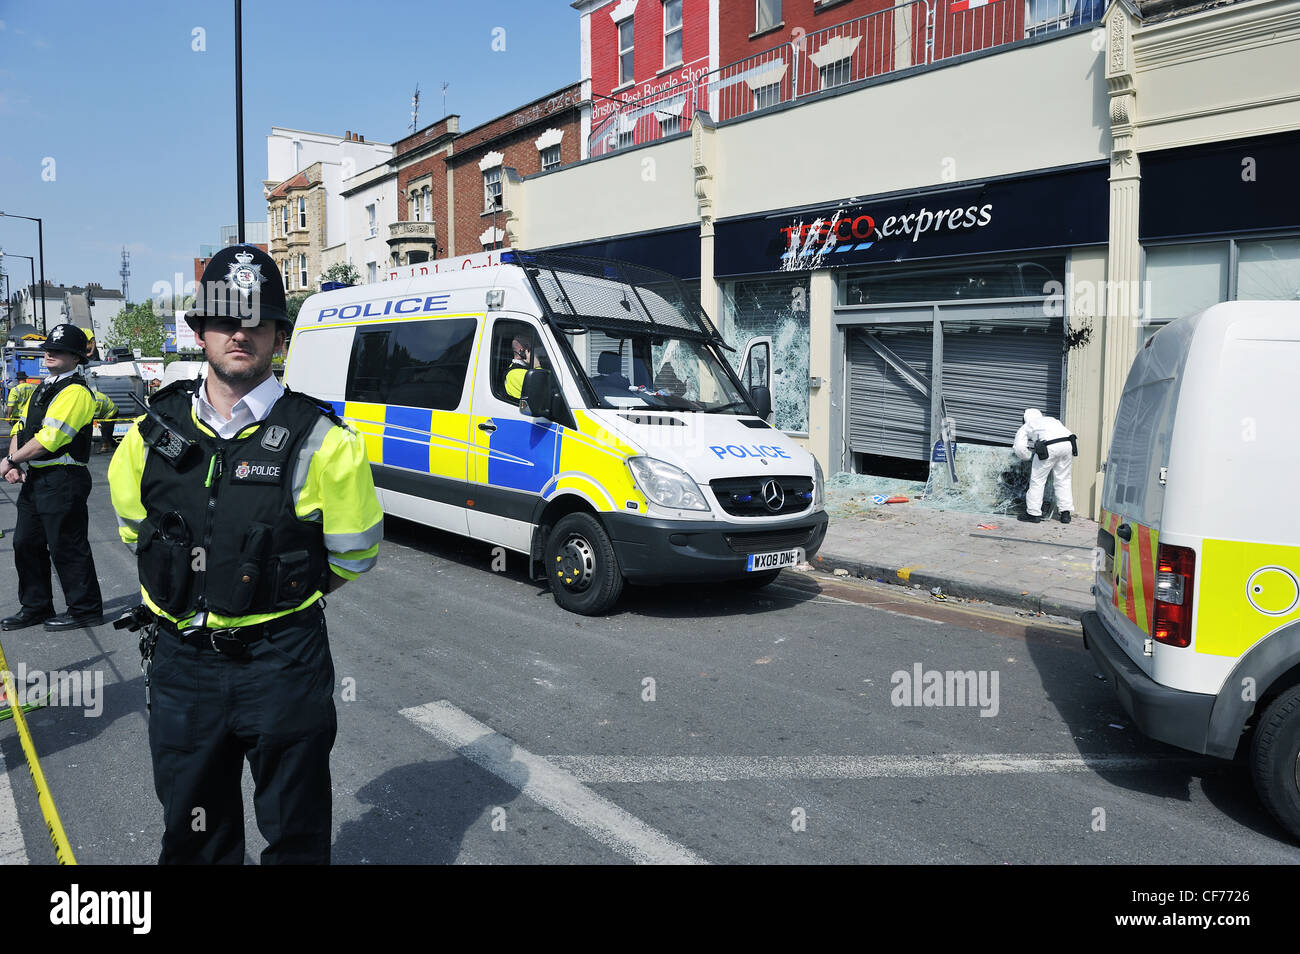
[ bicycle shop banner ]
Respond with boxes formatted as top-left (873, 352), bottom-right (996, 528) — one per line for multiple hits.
top-left (713, 163), bottom-right (1108, 277)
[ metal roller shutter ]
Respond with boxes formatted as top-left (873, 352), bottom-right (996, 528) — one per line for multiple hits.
top-left (846, 327), bottom-right (933, 460)
top-left (942, 319), bottom-right (1064, 446)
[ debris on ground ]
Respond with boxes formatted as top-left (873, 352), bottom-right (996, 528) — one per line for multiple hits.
top-left (975, 523), bottom-right (998, 530)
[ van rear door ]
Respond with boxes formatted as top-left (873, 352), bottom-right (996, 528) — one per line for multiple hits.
top-left (1098, 318), bottom-right (1197, 669)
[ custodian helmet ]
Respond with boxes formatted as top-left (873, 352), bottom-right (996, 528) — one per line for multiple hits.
top-left (185, 244), bottom-right (290, 332)
top-left (43, 323), bottom-right (91, 364)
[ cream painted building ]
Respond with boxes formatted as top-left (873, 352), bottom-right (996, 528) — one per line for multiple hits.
top-left (506, 0), bottom-right (1300, 518)
top-left (265, 128), bottom-right (394, 291)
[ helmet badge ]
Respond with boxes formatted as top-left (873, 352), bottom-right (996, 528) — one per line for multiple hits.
top-left (226, 250), bottom-right (265, 294)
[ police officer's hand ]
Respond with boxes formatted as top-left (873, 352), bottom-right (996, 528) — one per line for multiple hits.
top-left (4, 467), bottom-right (22, 484)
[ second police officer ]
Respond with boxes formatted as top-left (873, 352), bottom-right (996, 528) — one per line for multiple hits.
top-left (2, 325), bottom-right (104, 630)
top-left (108, 245), bottom-right (383, 864)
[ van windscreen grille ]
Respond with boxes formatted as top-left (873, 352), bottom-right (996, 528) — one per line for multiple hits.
top-left (513, 251), bottom-right (722, 342)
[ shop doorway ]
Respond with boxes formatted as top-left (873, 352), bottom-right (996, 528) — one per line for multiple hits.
top-left (839, 299), bottom-right (1064, 476)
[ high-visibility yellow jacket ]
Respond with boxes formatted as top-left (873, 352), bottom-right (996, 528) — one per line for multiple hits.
top-left (91, 389), bottom-right (117, 422)
top-left (16, 375), bottom-right (96, 468)
top-left (6, 381), bottom-right (36, 421)
top-left (505, 360), bottom-right (528, 400)
top-left (107, 394), bottom-right (384, 628)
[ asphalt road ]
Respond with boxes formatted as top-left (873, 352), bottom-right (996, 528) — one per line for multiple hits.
top-left (0, 454), bottom-right (1296, 864)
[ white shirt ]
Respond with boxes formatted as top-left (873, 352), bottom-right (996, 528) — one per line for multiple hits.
top-left (193, 373), bottom-right (284, 439)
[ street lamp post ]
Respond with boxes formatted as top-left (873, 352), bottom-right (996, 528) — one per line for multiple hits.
top-left (0, 212), bottom-right (47, 333)
top-left (0, 251), bottom-right (38, 330)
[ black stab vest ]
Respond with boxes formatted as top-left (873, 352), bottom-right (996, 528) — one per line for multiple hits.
top-left (137, 380), bottom-right (334, 618)
top-left (17, 375), bottom-right (93, 464)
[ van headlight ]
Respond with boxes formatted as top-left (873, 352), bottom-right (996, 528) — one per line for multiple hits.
top-left (813, 458), bottom-right (825, 510)
top-left (628, 457), bottom-right (709, 511)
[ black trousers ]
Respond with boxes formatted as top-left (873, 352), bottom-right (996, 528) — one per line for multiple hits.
top-left (13, 465), bottom-right (103, 617)
top-left (147, 604), bottom-right (337, 864)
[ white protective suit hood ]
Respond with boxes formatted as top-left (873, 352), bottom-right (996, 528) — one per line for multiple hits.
top-left (1023, 408), bottom-right (1042, 426)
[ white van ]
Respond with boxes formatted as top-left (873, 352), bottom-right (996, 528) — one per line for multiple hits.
top-left (1083, 301), bottom-right (1300, 839)
top-left (285, 250), bottom-right (828, 615)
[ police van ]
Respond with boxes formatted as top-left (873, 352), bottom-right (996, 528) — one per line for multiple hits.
top-left (285, 250), bottom-right (828, 615)
top-left (1083, 301), bottom-right (1300, 839)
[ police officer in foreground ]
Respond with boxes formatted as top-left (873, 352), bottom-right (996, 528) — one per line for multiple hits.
top-left (1, 325), bottom-right (105, 631)
top-left (108, 245), bottom-right (383, 864)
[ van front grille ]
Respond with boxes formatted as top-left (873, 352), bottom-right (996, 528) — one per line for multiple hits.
top-left (724, 529), bottom-right (814, 554)
top-left (710, 476), bottom-right (813, 517)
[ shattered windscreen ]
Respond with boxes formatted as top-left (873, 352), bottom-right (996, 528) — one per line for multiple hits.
top-left (563, 329), bottom-right (750, 413)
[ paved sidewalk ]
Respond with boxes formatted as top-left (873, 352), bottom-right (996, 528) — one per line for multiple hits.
top-left (812, 501), bottom-right (1097, 620)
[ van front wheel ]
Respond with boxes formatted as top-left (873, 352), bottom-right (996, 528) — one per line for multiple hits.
top-left (545, 513), bottom-right (624, 616)
top-left (1251, 684), bottom-right (1300, 842)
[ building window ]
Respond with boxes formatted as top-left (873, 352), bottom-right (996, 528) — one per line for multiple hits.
top-left (412, 193), bottom-right (421, 221)
top-left (658, 114), bottom-right (681, 137)
top-left (618, 17), bottom-right (635, 86)
top-left (663, 0), bottom-right (683, 69)
top-left (540, 144), bottom-right (562, 171)
top-left (282, 259), bottom-right (289, 287)
top-left (367, 261), bottom-right (377, 284)
top-left (483, 167), bottom-right (502, 213)
top-left (756, 0), bottom-right (781, 32)
top-left (367, 204), bottom-right (377, 237)
top-left (299, 253), bottom-right (307, 289)
top-left (616, 128), bottom-right (634, 150)
top-left (753, 82), bottom-right (781, 110)
top-left (1027, 0), bottom-right (1072, 35)
top-left (819, 58), bottom-right (852, 89)
top-left (297, 197), bottom-right (306, 229)
top-left (281, 205), bottom-right (289, 236)
top-left (1237, 236), bottom-right (1300, 300)
top-left (423, 188), bottom-right (431, 222)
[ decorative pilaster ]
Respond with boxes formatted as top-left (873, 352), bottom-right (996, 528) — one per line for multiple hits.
top-left (501, 167), bottom-right (524, 249)
top-left (1101, 3), bottom-right (1142, 461)
top-left (692, 111), bottom-right (719, 321)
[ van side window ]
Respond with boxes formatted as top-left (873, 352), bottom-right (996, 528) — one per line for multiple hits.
top-left (489, 319), bottom-right (551, 405)
top-left (345, 318), bottom-right (478, 410)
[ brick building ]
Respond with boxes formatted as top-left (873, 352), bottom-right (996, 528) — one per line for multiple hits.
top-left (384, 83), bottom-right (584, 263)
top-left (445, 85), bottom-right (584, 255)
top-left (576, 0), bottom-right (715, 157)
top-left (389, 117), bottom-right (459, 265)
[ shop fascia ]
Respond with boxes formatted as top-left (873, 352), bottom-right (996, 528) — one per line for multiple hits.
top-left (780, 201), bottom-right (994, 260)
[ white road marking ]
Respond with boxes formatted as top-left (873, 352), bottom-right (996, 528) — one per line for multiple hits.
top-left (544, 753), bottom-right (1200, 784)
top-left (0, 745), bottom-right (29, 864)
top-left (401, 701), bottom-right (707, 865)
top-left (768, 583), bottom-right (946, 622)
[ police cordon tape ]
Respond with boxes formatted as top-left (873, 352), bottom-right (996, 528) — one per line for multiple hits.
top-left (0, 635), bottom-right (77, 865)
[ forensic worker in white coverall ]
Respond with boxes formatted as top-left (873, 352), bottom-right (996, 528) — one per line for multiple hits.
top-left (1013, 408), bottom-right (1076, 524)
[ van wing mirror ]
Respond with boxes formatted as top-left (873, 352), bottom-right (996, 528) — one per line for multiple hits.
top-left (749, 385), bottom-right (773, 422)
top-left (520, 368), bottom-right (555, 420)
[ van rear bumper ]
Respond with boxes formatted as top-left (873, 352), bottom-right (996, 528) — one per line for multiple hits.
top-left (1081, 610), bottom-right (1216, 755)
top-left (604, 510), bottom-right (829, 584)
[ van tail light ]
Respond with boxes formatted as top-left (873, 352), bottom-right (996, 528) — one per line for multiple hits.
top-left (1152, 543), bottom-right (1196, 648)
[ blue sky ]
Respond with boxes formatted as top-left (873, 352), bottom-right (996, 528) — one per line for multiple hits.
top-left (0, 0), bottom-right (577, 304)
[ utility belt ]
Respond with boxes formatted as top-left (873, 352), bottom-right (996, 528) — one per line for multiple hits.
top-left (1033, 435), bottom-right (1078, 461)
top-left (116, 600), bottom-right (324, 707)
top-left (155, 601), bottom-right (323, 656)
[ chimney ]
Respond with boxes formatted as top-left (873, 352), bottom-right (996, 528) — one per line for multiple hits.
top-left (345, 130), bottom-right (352, 140)
top-left (359, 134), bottom-right (364, 143)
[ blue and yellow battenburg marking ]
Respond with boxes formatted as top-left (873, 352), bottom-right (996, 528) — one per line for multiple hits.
top-left (338, 400), bottom-right (645, 514)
